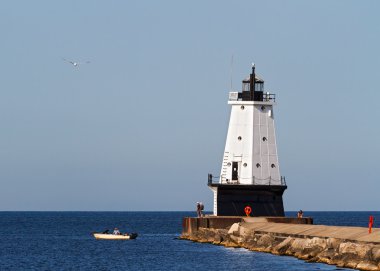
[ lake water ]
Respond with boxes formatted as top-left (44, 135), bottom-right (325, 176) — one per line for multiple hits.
top-left (1, 211), bottom-right (377, 270)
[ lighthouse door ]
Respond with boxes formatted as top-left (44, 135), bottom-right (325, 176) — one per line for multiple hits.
top-left (232, 162), bottom-right (238, 181)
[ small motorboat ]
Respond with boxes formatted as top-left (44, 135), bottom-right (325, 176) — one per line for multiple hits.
top-left (93, 232), bottom-right (138, 240)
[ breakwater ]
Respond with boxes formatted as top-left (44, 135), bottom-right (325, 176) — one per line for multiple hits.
top-left (181, 217), bottom-right (380, 271)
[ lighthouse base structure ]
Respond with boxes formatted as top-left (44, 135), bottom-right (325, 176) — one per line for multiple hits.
top-left (209, 184), bottom-right (287, 217)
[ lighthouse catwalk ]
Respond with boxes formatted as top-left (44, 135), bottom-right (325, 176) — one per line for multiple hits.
top-left (208, 64), bottom-right (287, 216)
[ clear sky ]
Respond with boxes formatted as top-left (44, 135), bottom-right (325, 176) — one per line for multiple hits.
top-left (1, 1), bottom-right (379, 211)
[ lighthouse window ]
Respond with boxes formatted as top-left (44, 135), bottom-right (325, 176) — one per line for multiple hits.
top-left (263, 137), bottom-right (267, 142)
top-left (241, 105), bottom-right (245, 110)
top-left (243, 163), bottom-right (247, 167)
top-left (271, 164), bottom-right (276, 168)
top-left (261, 106), bottom-right (265, 111)
top-left (256, 163), bottom-right (261, 168)
top-left (238, 136), bottom-right (242, 141)
top-left (227, 162), bottom-right (231, 166)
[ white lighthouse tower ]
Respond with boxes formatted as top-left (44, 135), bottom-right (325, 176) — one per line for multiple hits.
top-left (208, 64), bottom-right (287, 216)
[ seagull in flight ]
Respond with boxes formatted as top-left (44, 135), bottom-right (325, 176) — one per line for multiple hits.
top-left (62, 58), bottom-right (90, 67)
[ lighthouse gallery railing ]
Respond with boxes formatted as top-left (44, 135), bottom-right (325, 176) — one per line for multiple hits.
top-left (208, 174), bottom-right (286, 186)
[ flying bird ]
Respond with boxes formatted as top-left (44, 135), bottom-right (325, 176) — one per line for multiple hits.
top-left (62, 58), bottom-right (90, 67)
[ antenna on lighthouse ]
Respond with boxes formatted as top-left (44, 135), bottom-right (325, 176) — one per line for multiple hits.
top-left (250, 62), bottom-right (256, 100)
top-left (230, 55), bottom-right (234, 91)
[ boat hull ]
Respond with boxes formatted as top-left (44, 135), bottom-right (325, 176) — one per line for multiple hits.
top-left (93, 233), bottom-right (138, 240)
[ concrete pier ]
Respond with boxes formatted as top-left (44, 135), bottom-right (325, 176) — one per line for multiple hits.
top-left (242, 219), bottom-right (380, 243)
top-left (181, 217), bottom-right (380, 271)
top-left (182, 216), bottom-right (313, 235)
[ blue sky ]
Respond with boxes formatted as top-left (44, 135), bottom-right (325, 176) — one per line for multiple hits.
top-left (0, 1), bottom-right (379, 211)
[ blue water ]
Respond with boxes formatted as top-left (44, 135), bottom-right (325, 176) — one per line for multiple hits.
top-left (0, 211), bottom-right (377, 271)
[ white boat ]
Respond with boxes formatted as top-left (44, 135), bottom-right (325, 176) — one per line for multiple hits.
top-left (93, 233), bottom-right (138, 240)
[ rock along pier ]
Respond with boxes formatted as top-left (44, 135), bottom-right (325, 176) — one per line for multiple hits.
top-left (181, 216), bottom-right (380, 271)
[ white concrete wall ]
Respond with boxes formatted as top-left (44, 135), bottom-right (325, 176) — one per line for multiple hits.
top-left (219, 100), bottom-right (281, 185)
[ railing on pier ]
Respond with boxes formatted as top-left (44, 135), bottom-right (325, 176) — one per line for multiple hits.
top-left (208, 174), bottom-right (286, 186)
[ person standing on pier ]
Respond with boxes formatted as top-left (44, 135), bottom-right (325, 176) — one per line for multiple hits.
top-left (297, 210), bottom-right (303, 218)
top-left (199, 202), bottom-right (204, 217)
top-left (196, 202), bottom-right (201, 217)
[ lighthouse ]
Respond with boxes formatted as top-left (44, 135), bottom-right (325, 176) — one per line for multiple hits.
top-left (208, 64), bottom-right (287, 217)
